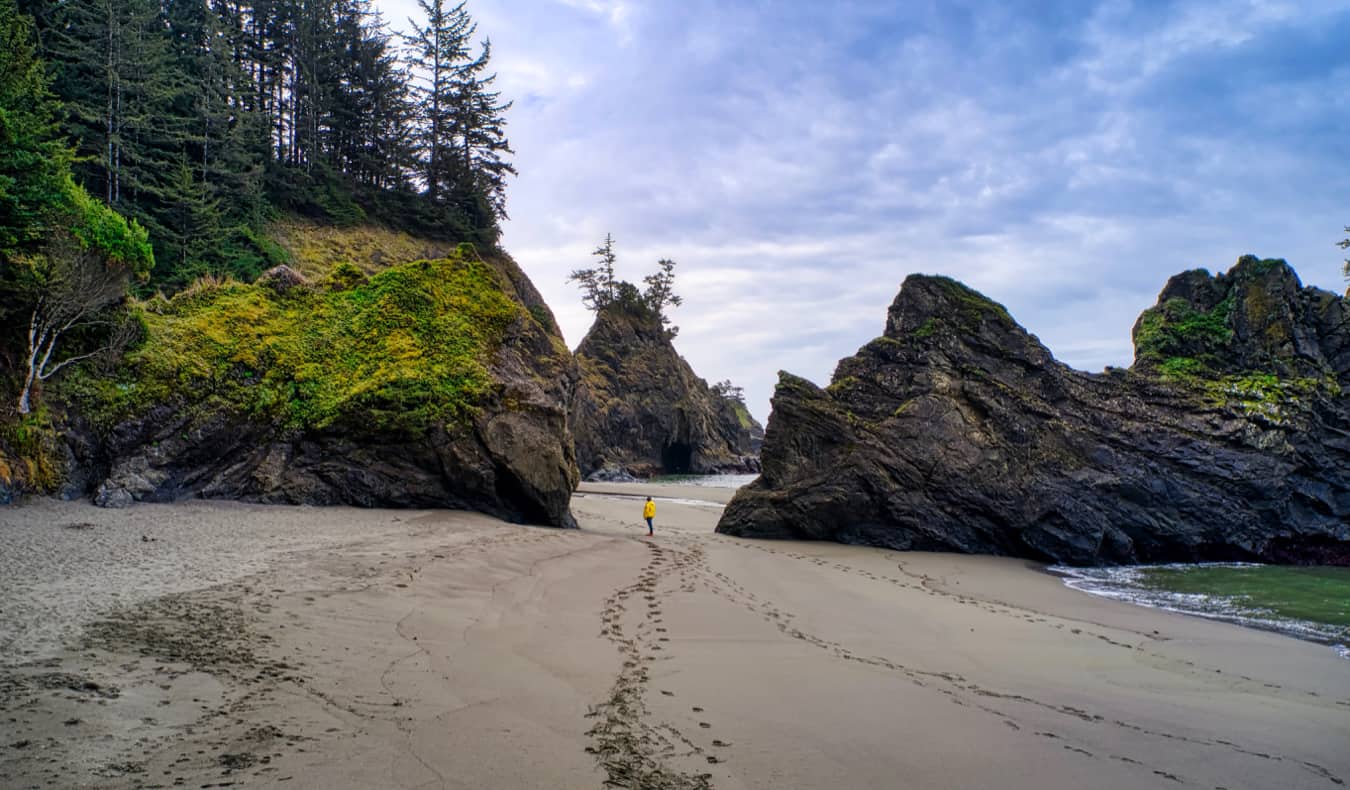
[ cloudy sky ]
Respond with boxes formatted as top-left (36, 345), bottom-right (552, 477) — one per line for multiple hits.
top-left (376, 0), bottom-right (1350, 423)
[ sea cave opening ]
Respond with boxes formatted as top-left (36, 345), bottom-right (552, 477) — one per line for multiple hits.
top-left (661, 441), bottom-right (693, 474)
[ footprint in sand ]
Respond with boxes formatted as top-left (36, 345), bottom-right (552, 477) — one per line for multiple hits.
top-left (699, 722), bottom-right (711, 728)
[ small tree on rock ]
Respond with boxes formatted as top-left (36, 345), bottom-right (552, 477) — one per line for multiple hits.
top-left (1340, 225), bottom-right (1349, 279)
top-left (13, 188), bottom-right (152, 414)
top-left (711, 379), bottom-right (745, 403)
top-left (642, 257), bottom-right (682, 337)
top-left (569, 232), bottom-right (619, 310)
top-left (570, 233), bottom-right (682, 337)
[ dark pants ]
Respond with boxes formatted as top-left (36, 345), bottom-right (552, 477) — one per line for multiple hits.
top-left (645, 517), bottom-right (653, 533)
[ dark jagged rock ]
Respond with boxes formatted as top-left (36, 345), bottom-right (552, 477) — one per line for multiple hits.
top-left (717, 257), bottom-right (1350, 566)
top-left (1133, 256), bottom-right (1350, 379)
top-left (79, 249), bottom-right (580, 527)
top-left (572, 301), bottom-right (762, 478)
top-left (585, 466), bottom-right (640, 483)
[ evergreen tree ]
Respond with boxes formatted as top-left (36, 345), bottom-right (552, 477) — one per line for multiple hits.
top-left (1339, 225), bottom-right (1349, 279)
top-left (0, 0), bottom-right (71, 254)
top-left (0, 0), bottom-right (153, 410)
top-left (16, 0), bottom-right (513, 289)
top-left (449, 37), bottom-right (514, 220)
top-left (642, 257), bottom-right (681, 337)
top-left (569, 233), bottom-right (619, 311)
top-left (403, 0), bottom-right (474, 202)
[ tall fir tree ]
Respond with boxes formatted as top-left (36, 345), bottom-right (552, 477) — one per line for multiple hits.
top-left (403, 0), bottom-right (475, 203)
top-left (449, 37), bottom-right (514, 221)
top-left (0, 0), bottom-right (71, 254)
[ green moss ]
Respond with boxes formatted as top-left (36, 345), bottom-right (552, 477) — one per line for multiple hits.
top-left (67, 253), bottom-right (519, 435)
top-left (827, 375), bottom-right (861, 394)
top-left (1233, 255), bottom-right (1288, 278)
top-left (892, 400), bottom-right (917, 418)
top-left (929, 276), bottom-right (1015, 328)
top-left (729, 400), bottom-right (754, 430)
top-left (326, 261), bottom-right (367, 291)
top-left (1189, 372), bottom-right (1340, 424)
top-left (0, 408), bottom-right (63, 493)
top-left (527, 303), bottom-right (555, 333)
top-left (959, 364), bottom-right (989, 381)
top-left (913, 317), bottom-right (939, 338)
top-left (1135, 294), bottom-right (1235, 377)
top-left (1158, 357), bottom-right (1205, 378)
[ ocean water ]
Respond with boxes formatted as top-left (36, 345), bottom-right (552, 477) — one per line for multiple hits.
top-left (647, 473), bottom-right (759, 489)
top-left (1053, 562), bottom-right (1350, 659)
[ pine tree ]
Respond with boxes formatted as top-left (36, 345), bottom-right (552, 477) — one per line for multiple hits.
top-left (642, 257), bottom-right (681, 337)
top-left (449, 37), bottom-right (515, 221)
top-left (0, 0), bottom-right (71, 254)
top-left (569, 233), bottom-right (622, 311)
top-left (16, 0), bottom-right (516, 288)
top-left (1339, 225), bottom-right (1349, 279)
top-left (403, 0), bottom-right (474, 202)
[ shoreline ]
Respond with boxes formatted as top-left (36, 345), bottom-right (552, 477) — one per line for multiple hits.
top-left (1049, 562), bottom-right (1350, 658)
top-left (2, 489), bottom-right (1347, 789)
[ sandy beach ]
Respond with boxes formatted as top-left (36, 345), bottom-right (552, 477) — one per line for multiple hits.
top-left (1, 483), bottom-right (1347, 790)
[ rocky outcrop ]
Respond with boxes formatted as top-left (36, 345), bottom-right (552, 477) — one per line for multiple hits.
top-left (717, 257), bottom-right (1350, 566)
top-left (572, 302), bottom-right (761, 477)
top-left (79, 248), bottom-right (580, 527)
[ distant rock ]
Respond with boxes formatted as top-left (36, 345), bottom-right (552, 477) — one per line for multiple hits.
top-left (585, 466), bottom-right (640, 483)
top-left (571, 300), bottom-right (762, 478)
top-left (717, 257), bottom-right (1350, 566)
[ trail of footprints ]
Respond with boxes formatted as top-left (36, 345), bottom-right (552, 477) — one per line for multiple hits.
top-left (697, 536), bottom-right (1345, 789)
top-left (586, 537), bottom-right (729, 789)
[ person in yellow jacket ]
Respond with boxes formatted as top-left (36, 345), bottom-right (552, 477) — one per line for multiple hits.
top-left (642, 496), bottom-right (656, 536)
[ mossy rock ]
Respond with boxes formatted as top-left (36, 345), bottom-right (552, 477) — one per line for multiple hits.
top-left (65, 252), bottom-right (520, 436)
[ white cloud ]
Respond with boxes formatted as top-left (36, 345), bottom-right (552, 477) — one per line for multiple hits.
top-left (373, 0), bottom-right (1350, 423)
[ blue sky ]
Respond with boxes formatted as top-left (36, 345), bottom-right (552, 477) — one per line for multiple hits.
top-left (376, 0), bottom-right (1350, 422)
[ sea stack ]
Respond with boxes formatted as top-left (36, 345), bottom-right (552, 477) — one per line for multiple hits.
top-left (716, 257), bottom-right (1350, 566)
top-left (571, 298), bottom-right (761, 479)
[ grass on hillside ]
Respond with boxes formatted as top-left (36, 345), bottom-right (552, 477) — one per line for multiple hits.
top-left (268, 217), bottom-right (454, 280)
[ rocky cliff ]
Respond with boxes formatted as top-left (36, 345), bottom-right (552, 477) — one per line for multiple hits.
top-left (59, 240), bottom-right (580, 527)
top-left (716, 257), bottom-right (1350, 566)
top-left (572, 301), bottom-right (761, 478)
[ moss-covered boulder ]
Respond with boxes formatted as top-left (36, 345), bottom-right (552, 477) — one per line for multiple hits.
top-left (63, 243), bottom-right (579, 526)
top-left (572, 301), bottom-right (760, 477)
top-left (718, 261), bottom-right (1350, 566)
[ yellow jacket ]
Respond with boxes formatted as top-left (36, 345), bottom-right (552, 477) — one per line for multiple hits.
top-left (643, 500), bottom-right (656, 519)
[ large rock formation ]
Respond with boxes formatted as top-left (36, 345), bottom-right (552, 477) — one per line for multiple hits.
top-left (572, 300), bottom-right (761, 478)
top-left (717, 257), bottom-right (1350, 566)
top-left (68, 245), bottom-right (580, 527)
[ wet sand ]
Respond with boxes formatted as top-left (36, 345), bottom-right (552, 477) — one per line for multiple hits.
top-left (1, 483), bottom-right (1347, 789)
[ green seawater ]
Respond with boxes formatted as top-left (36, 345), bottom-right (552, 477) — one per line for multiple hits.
top-left (1137, 565), bottom-right (1350, 634)
top-left (1057, 563), bottom-right (1350, 654)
